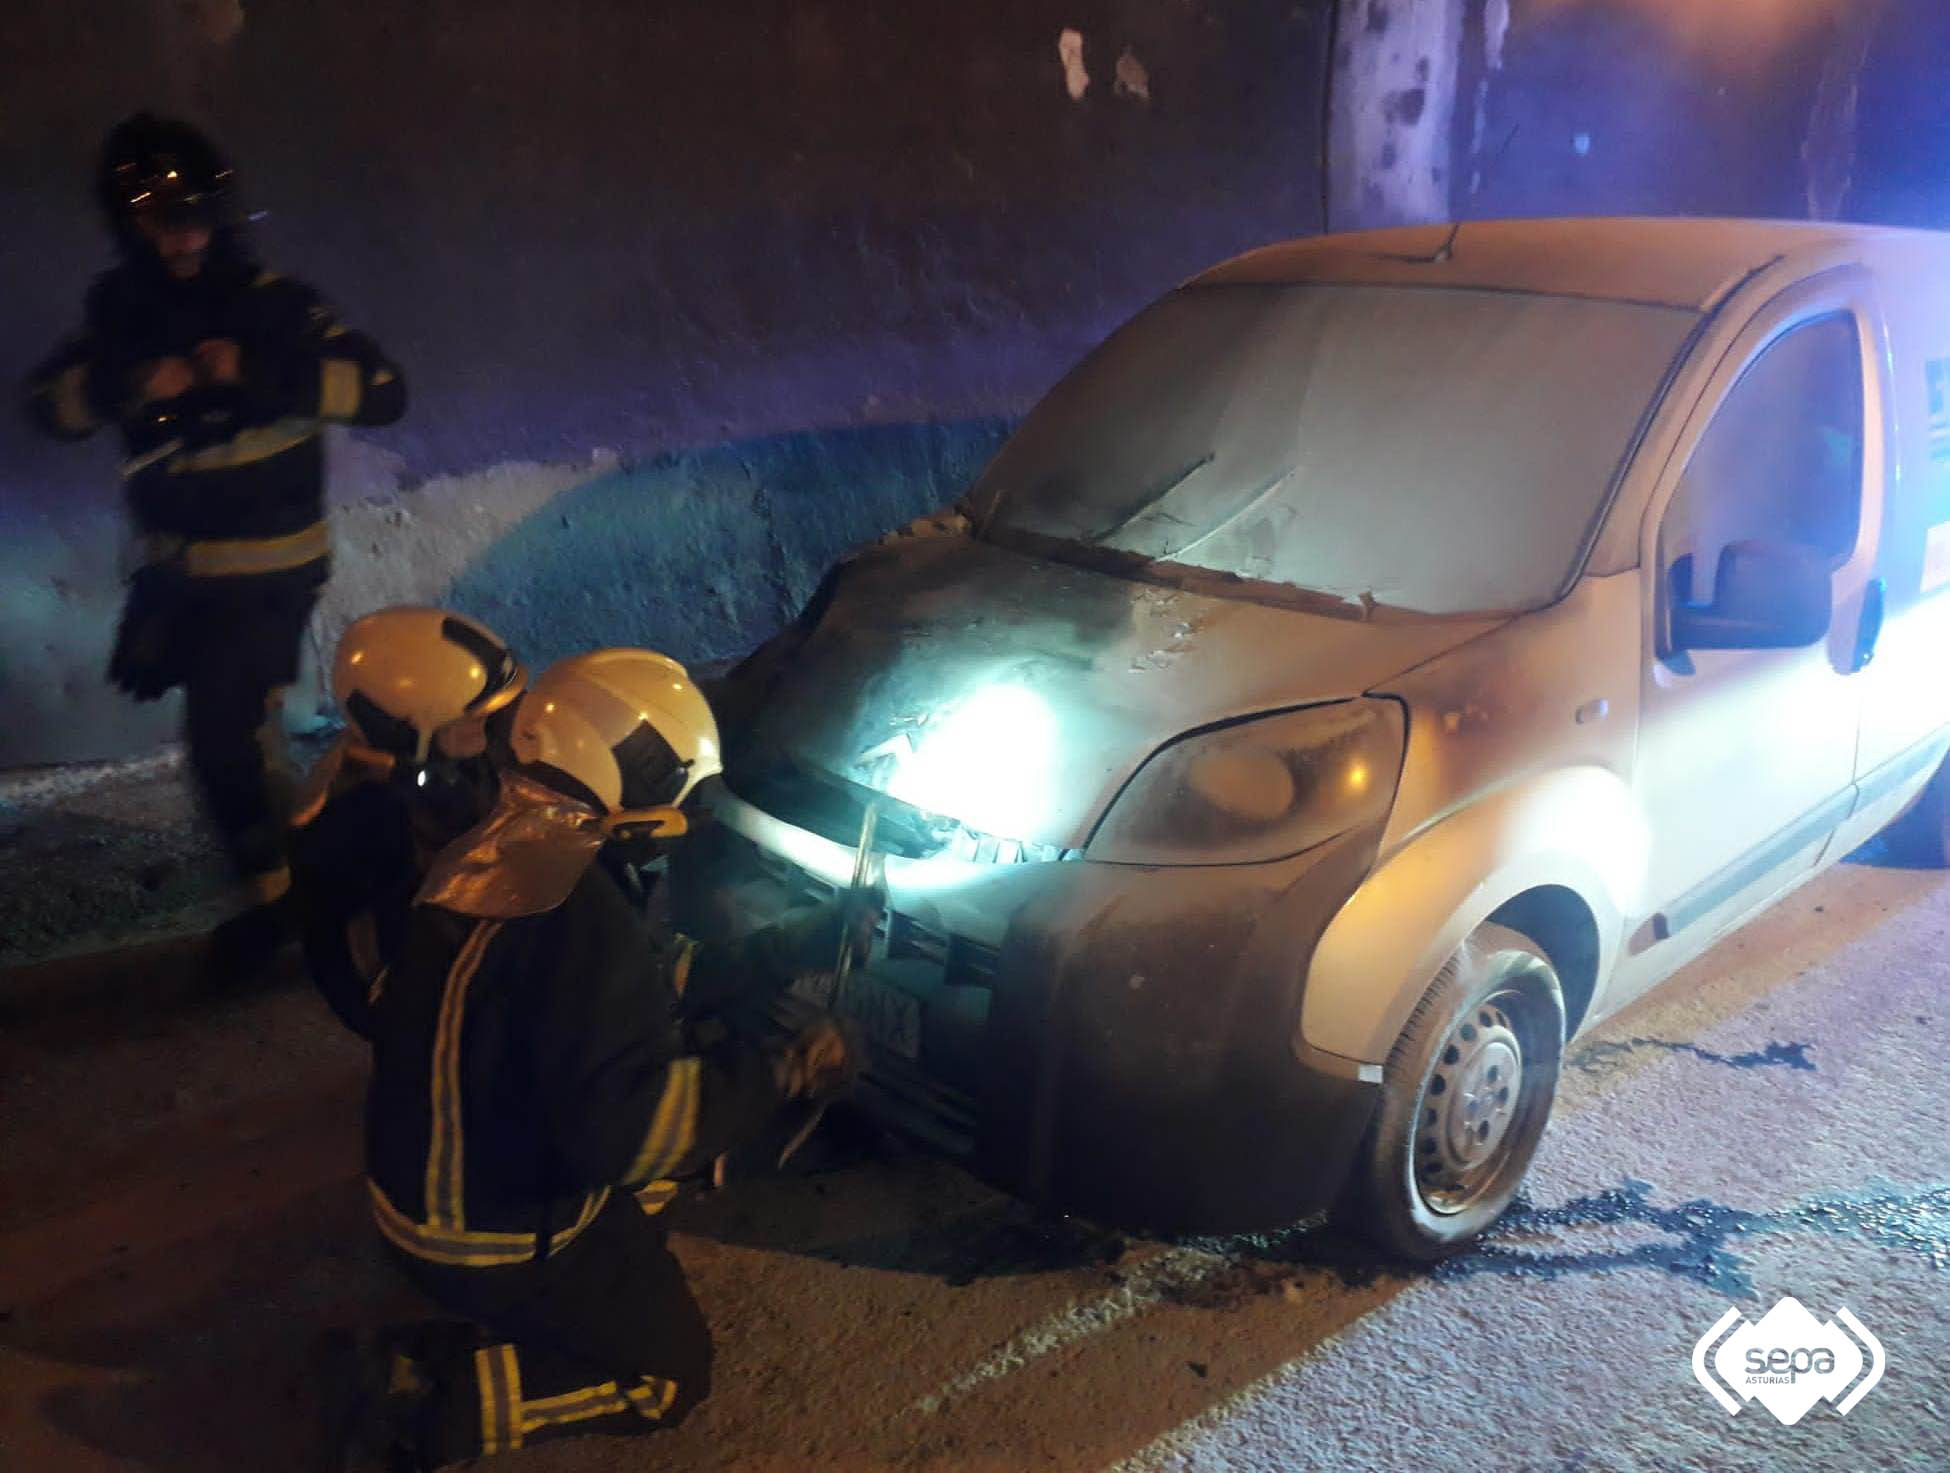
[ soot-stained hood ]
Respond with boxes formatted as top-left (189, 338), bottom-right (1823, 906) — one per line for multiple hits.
top-left (742, 537), bottom-right (1501, 851)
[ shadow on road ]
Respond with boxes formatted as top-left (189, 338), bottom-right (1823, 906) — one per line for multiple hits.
top-left (3, 1179), bottom-right (426, 1473)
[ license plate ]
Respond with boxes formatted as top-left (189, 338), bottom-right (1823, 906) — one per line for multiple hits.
top-left (787, 971), bottom-right (837, 1009)
top-left (788, 970), bottom-right (922, 1060)
top-left (841, 973), bottom-right (922, 1059)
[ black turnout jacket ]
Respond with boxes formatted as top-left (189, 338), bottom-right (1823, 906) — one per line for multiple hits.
top-left (366, 859), bottom-right (839, 1267)
top-left (26, 249), bottom-right (403, 554)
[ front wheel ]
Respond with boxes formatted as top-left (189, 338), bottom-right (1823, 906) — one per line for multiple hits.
top-left (1338, 923), bottom-right (1565, 1261)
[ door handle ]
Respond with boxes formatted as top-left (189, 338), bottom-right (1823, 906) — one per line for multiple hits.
top-left (1851, 577), bottom-right (1885, 673)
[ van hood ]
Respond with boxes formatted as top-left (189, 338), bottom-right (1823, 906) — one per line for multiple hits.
top-left (739, 537), bottom-right (1502, 852)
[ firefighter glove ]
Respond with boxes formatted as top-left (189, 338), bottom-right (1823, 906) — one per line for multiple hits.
top-left (773, 1017), bottom-right (863, 1103)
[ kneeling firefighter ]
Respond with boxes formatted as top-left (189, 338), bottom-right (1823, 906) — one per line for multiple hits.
top-left (288, 607), bottom-right (526, 1038)
top-left (321, 648), bottom-right (869, 1471)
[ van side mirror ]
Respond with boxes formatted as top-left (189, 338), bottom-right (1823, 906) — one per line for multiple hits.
top-left (1668, 539), bottom-right (1831, 653)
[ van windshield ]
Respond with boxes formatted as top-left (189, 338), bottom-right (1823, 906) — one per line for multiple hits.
top-left (970, 283), bottom-right (1698, 616)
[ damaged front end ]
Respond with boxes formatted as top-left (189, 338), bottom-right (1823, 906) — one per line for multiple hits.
top-left (679, 773), bottom-right (1393, 1232)
top-left (677, 533), bottom-right (1483, 1230)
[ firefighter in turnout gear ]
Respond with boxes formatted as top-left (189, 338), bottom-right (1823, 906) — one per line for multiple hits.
top-left (320, 649), bottom-right (869, 1471)
top-left (23, 113), bottom-right (405, 974)
top-left (289, 608), bottom-right (526, 1039)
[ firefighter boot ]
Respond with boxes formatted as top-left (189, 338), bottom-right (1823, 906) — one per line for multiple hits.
top-left (200, 887), bottom-right (297, 991)
top-left (307, 1326), bottom-right (432, 1473)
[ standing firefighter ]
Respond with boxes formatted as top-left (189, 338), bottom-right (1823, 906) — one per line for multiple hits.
top-left (23, 113), bottom-right (405, 973)
top-left (319, 648), bottom-right (867, 1471)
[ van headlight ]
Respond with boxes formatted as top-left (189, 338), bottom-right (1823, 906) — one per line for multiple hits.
top-left (1086, 699), bottom-right (1404, 866)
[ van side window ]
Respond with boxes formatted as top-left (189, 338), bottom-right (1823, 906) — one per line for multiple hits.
top-left (1661, 313), bottom-right (1864, 604)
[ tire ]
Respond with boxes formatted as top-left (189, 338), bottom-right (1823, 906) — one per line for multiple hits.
top-left (1878, 752), bottom-right (1950, 867)
top-left (1338, 922), bottom-right (1566, 1261)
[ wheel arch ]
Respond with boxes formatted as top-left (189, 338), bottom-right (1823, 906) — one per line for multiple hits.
top-left (1299, 765), bottom-right (1640, 1064)
top-left (1487, 885), bottom-right (1602, 1040)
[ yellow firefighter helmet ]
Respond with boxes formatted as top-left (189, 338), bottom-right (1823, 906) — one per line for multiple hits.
top-left (332, 607), bottom-right (526, 764)
top-left (508, 648), bottom-right (721, 818)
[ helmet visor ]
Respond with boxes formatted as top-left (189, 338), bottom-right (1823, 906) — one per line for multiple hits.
top-left (614, 721), bottom-right (691, 811)
top-left (111, 162), bottom-right (228, 228)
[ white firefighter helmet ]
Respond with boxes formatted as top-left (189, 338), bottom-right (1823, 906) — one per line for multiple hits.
top-left (332, 607), bottom-right (525, 764)
top-left (509, 648), bottom-right (721, 817)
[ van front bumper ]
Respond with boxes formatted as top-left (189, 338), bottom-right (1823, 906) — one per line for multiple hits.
top-left (673, 787), bottom-right (1387, 1234)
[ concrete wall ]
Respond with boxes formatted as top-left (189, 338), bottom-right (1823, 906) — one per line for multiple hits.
top-left (1457, 0), bottom-right (1895, 225)
top-left (1, 1), bottom-right (1334, 767)
top-left (1336, 0), bottom-right (1941, 233)
top-left (9, 0), bottom-right (1950, 769)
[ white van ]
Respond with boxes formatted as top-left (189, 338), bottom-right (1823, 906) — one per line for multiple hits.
top-left (685, 218), bottom-right (1950, 1258)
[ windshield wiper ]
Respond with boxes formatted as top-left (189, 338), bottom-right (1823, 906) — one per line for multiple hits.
top-left (1083, 452), bottom-right (1215, 544)
top-left (1129, 463), bottom-right (1301, 564)
top-left (992, 530), bottom-right (1396, 621)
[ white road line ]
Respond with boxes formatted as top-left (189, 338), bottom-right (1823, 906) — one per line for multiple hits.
top-left (1106, 1325), bottom-right (1368, 1473)
top-left (900, 1009), bottom-right (1671, 1425)
top-left (907, 1243), bottom-right (1231, 1415)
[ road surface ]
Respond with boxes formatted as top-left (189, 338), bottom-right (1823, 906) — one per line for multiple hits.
top-left (2, 852), bottom-right (1946, 1471)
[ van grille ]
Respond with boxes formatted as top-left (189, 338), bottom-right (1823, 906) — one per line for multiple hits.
top-left (888, 912), bottom-right (1001, 990)
top-left (750, 851), bottom-right (999, 990)
top-left (746, 846), bottom-right (991, 1155)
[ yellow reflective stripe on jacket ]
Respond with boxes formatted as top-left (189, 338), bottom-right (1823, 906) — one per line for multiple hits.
top-left (367, 1179), bottom-right (610, 1267)
top-left (163, 417), bottom-right (319, 474)
top-left (479, 1367), bottom-right (674, 1439)
top-left (632, 1178), bottom-right (680, 1215)
top-left (142, 519), bottom-right (330, 577)
top-left (476, 1343), bottom-right (522, 1454)
top-left (320, 358), bottom-right (362, 419)
top-left (247, 866), bottom-right (292, 905)
top-left (520, 1382), bottom-right (630, 1432)
top-left (427, 920), bottom-right (501, 1230)
top-left (625, 1056), bottom-right (701, 1184)
top-left (122, 439), bottom-right (184, 477)
top-left (520, 1384), bottom-right (619, 1420)
top-left (49, 364), bottom-right (97, 434)
top-left (626, 1376), bottom-right (679, 1421)
top-left (670, 935), bottom-right (700, 997)
top-left (470, 1341), bottom-right (682, 1443)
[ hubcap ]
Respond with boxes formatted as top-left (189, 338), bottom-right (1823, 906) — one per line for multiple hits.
top-left (1414, 996), bottom-right (1532, 1214)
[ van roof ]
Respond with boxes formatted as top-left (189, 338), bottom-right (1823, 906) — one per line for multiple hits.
top-left (1196, 216), bottom-right (1950, 311)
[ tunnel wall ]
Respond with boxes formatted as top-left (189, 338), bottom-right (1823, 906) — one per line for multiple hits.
top-left (1336, 0), bottom-right (1941, 233)
top-left (7, 0), bottom-right (1950, 769)
top-left (1, 0), bottom-right (1334, 767)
